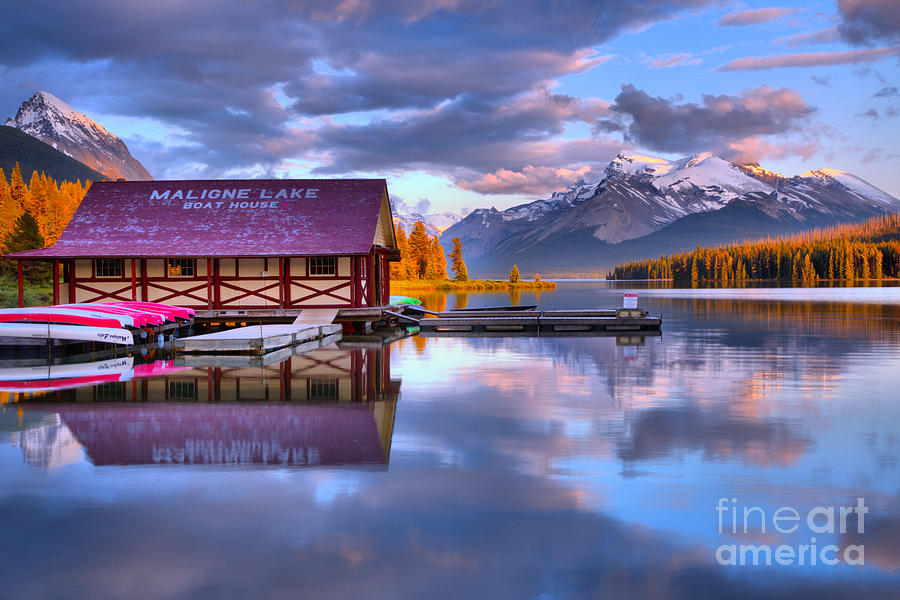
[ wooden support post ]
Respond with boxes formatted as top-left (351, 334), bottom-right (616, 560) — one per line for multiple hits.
top-left (68, 260), bottom-right (76, 303)
top-left (381, 250), bottom-right (390, 305)
top-left (213, 259), bottom-right (220, 309)
top-left (365, 349), bottom-right (376, 402)
top-left (52, 261), bottom-right (60, 305)
top-left (350, 256), bottom-right (359, 308)
top-left (17, 260), bottom-right (24, 308)
top-left (284, 356), bottom-right (292, 401)
top-left (278, 257), bottom-right (284, 309)
top-left (207, 258), bottom-right (213, 309)
top-left (131, 259), bottom-right (137, 301)
top-left (284, 258), bottom-right (291, 307)
top-left (350, 350), bottom-right (362, 402)
top-left (367, 252), bottom-right (375, 307)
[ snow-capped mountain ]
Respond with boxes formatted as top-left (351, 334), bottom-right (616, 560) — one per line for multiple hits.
top-left (442, 151), bottom-right (900, 276)
top-left (393, 208), bottom-right (467, 236)
top-left (5, 92), bottom-right (151, 181)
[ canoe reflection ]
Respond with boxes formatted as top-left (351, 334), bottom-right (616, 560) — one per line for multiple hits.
top-left (12, 346), bottom-right (399, 468)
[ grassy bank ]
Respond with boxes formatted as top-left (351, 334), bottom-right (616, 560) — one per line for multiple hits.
top-left (0, 273), bottom-right (53, 308)
top-left (392, 279), bottom-right (556, 292)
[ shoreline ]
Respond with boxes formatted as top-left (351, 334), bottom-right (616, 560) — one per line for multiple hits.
top-left (391, 279), bottom-right (557, 292)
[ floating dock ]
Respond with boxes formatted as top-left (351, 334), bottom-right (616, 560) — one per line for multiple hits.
top-left (417, 309), bottom-right (661, 336)
top-left (175, 320), bottom-right (341, 354)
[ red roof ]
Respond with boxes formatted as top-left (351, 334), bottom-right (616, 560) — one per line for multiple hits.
top-left (11, 179), bottom-right (393, 258)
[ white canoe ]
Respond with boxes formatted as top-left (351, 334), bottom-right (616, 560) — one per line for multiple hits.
top-left (0, 357), bottom-right (134, 381)
top-left (0, 323), bottom-right (134, 345)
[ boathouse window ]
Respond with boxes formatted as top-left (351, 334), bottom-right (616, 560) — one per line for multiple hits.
top-left (94, 259), bottom-right (124, 278)
top-left (169, 380), bottom-right (197, 400)
top-left (94, 382), bottom-right (125, 402)
top-left (309, 257), bottom-right (336, 276)
top-left (166, 258), bottom-right (196, 278)
top-left (310, 378), bottom-right (339, 401)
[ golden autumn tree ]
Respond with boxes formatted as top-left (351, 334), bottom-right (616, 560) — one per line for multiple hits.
top-left (0, 166), bottom-right (90, 251)
top-left (392, 224), bottom-right (412, 280)
top-left (406, 221), bottom-right (432, 279)
top-left (426, 234), bottom-right (447, 279)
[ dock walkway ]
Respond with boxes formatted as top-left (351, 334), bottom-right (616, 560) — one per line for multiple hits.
top-left (176, 318), bottom-right (341, 354)
top-left (417, 309), bottom-right (661, 335)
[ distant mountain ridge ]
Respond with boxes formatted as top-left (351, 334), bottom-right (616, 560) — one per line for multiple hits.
top-left (0, 126), bottom-right (108, 184)
top-left (5, 92), bottom-right (151, 181)
top-left (442, 152), bottom-right (900, 277)
top-left (393, 207), bottom-right (466, 236)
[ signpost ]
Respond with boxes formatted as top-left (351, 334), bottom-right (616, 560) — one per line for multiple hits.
top-left (623, 292), bottom-right (638, 309)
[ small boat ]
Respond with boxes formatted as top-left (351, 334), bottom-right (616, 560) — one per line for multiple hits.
top-left (112, 301), bottom-right (195, 320)
top-left (0, 309), bottom-right (124, 329)
top-left (0, 306), bottom-right (139, 328)
top-left (0, 357), bottom-right (134, 381)
top-left (0, 322), bottom-right (135, 345)
top-left (449, 305), bottom-right (537, 312)
top-left (389, 295), bottom-right (423, 306)
top-left (55, 304), bottom-right (162, 327)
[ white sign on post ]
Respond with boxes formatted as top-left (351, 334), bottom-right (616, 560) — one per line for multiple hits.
top-left (623, 292), bottom-right (638, 309)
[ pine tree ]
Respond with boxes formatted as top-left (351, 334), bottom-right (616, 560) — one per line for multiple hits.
top-left (8, 163), bottom-right (29, 215)
top-left (406, 221), bottom-right (431, 279)
top-left (0, 168), bottom-right (18, 244)
top-left (456, 260), bottom-right (469, 282)
top-left (448, 237), bottom-right (465, 279)
top-left (426, 234), bottom-right (447, 280)
top-left (509, 264), bottom-right (520, 283)
top-left (392, 225), bottom-right (411, 279)
top-left (3, 210), bottom-right (44, 254)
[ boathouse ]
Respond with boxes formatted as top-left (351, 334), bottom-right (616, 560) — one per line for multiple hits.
top-left (8, 179), bottom-right (399, 311)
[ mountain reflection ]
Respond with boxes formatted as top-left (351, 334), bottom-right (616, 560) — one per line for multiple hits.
top-left (6, 346), bottom-right (399, 468)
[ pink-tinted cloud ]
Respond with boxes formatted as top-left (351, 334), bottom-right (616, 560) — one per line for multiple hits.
top-left (718, 7), bottom-right (801, 26)
top-left (645, 53), bottom-right (702, 69)
top-left (775, 27), bottom-right (840, 47)
top-left (716, 46), bottom-right (900, 70)
top-left (603, 84), bottom-right (814, 154)
top-left (726, 137), bottom-right (821, 163)
top-left (457, 165), bottom-right (593, 194)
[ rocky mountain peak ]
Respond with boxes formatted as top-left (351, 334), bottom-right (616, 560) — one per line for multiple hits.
top-left (6, 91), bottom-right (152, 181)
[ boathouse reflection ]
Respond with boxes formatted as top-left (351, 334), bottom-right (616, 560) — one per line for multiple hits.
top-left (8, 346), bottom-right (400, 468)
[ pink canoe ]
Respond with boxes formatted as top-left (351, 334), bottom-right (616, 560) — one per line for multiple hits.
top-left (0, 311), bottom-right (123, 329)
top-left (56, 304), bottom-right (163, 327)
top-left (113, 301), bottom-right (194, 319)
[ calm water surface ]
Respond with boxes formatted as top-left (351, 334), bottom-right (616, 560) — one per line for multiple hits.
top-left (1, 282), bottom-right (899, 599)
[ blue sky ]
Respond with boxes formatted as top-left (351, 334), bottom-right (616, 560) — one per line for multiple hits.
top-left (0, 0), bottom-right (897, 213)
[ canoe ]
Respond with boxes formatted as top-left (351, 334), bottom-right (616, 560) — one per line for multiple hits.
top-left (69, 304), bottom-right (165, 326)
top-left (55, 304), bottom-right (161, 327)
top-left (389, 295), bottom-right (423, 306)
top-left (112, 301), bottom-right (195, 319)
top-left (449, 305), bottom-right (537, 312)
top-left (0, 322), bottom-right (135, 345)
top-left (0, 310), bottom-right (124, 329)
top-left (95, 302), bottom-right (180, 322)
top-left (0, 357), bottom-right (134, 381)
top-left (0, 306), bottom-right (136, 328)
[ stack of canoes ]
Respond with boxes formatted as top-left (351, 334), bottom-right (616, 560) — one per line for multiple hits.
top-left (0, 302), bottom-right (194, 347)
top-left (0, 357), bottom-right (187, 393)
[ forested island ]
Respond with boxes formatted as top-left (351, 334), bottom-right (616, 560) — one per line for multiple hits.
top-left (610, 213), bottom-right (900, 284)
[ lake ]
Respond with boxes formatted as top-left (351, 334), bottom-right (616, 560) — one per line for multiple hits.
top-left (1, 281), bottom-right (899, 599)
